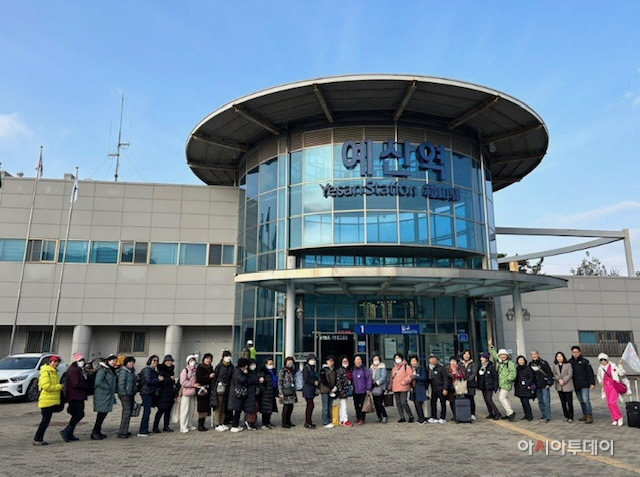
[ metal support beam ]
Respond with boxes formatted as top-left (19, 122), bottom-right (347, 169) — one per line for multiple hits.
top-left (233, 105), bottom-right (281, 135)
top-left (190, 134), bottom-right (248, 152)
top-left (490, 151), bottom-right (546, 166)
top-left (447, 96), bottom-right (499, 130)
top-left (313, 84), bottom-right (334, 123)
top-left (393, 80), bottom-right (417, 121)
top-left (623, 228), bottom-right (636, 277)
top-left (498, 237), bottom-right (621, 264)
top-left (481, 124), bottom-right (542, 145)
top-left (496, 227), bottom-right (627, 238)
top-left (332, 277), bottom-right (352, 297)
top-left (187, 162), bottom-right (237, 173)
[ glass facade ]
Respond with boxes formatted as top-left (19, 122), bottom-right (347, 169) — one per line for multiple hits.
top-left (234, 126), bottom-right (498, 363)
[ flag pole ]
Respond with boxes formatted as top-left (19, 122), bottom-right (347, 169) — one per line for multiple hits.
top-left (51, 166), bottom-right (78, 353)
top-left (9, 146), bottom-right (43, 354)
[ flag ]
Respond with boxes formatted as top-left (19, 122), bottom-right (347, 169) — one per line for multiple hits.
top-left (35, 148), bottom-right (43, 180)
top-left (621, 342), bottom-right (640, 372)
top-left (70, 175), bottom-right (79, 203)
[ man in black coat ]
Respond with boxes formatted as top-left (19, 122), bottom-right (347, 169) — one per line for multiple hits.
top-left (427, 354), bottom-right (447, 423)
top-left (153, 355), bottom-right (176, 433)
top-left (569, 345), bottom-right (596, 424)
top-left (529, 350), bottom-right (553, 422)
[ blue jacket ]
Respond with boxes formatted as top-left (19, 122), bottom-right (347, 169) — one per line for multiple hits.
top-left (351, 365), bottom-right (371, 395)
top-left (411, 365), bottom-right (428, 402)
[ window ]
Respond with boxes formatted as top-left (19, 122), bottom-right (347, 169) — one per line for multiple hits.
top-left (24, 330), bottom-right (52, 353)
top-left (26, 239), bottom-right (57, 262)
top-left (210, 244), bottom-right (235, 265)
top-left (0, 239), bottom-right (26, 261)
top-left (120, 241), bottom-right (148, 264)
top-left (58, 241), bottom-right (89, 263)
top-left (149, 242), bottom-right (178, 264)
top-left (117, 331), bottom-right (147, 354)
top-left (179, 243), bottom-right (207, 265)
top-left (89, 241), bottom-right (119, 263)
top-left (578, 330), bottom-right (634, 356)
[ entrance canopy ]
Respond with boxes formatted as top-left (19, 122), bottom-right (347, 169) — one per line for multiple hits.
top-left (235, 267), bottom-right (567, 298)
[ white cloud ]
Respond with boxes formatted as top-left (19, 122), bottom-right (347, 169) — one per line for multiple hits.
top-left (0, 113), bottom-right (28, 140)
top-left (551, 201), bottom-right (640, 227)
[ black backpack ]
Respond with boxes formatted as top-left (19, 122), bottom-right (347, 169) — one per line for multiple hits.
top-left (134, 371), bottom-right (144, 393)
top-left (86, 371), bottom-right (96, 396)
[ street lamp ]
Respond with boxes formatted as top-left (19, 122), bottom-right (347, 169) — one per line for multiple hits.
top-left (506, 308), bottom-right (515, 321)
top-left (505, 307), bottom-right (531, 321)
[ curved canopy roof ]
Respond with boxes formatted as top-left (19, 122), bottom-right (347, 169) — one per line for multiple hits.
top-left (186, 74), bottom-right (548, 191)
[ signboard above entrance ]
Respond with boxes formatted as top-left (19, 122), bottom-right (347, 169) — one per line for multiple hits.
top-left (355, 323), bottom-right (420, 335)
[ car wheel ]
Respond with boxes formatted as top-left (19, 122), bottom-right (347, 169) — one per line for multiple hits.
top-left (25, 379), bottom-right (39, 402)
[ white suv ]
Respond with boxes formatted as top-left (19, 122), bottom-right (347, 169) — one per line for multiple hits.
top-left (0, 353), bottom-right (67, 401)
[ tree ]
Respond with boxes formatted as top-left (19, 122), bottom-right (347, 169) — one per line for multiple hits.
top-left (570, 251), bottom-right (619, 276)
top-left (497, 254), bottom-right (544, 274)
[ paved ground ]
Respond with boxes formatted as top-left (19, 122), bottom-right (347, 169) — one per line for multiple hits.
top-left (1, 385), bottom-right (639, 477)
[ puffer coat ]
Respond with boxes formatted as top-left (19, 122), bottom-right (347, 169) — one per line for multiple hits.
top-left (37, 364), bottom-right (62, 409)
top-left (93, 363), bottom-right (117, 413)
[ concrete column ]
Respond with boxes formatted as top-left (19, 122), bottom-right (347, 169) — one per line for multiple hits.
top-left (164, 325), bottom-right (183, 363)
top-left (71, 325), bottom-right (92, 361)
top-left (512, 284), bottom-right (526, 357)
top-left (285, 256), bottom-right (296, 358)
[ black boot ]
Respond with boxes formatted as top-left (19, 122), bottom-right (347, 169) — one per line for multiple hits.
top-left (198, 417), bottom-right (207, 431)
top-left (59, 427), bottom-right (71, 443)
top-left (153, 414), bottom-right (162, 434)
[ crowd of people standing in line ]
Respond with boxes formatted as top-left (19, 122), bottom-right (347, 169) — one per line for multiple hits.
top-left (31, 340), bottom-right (631, 445)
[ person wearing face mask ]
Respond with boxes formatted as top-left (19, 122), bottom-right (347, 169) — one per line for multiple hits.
top-left (426, 354), bottom-right (447, 424)
top-left (370, 355), bottom-right (388, 423)
top-left (351, 355), bottom-right (371, 425)
top-left (336, 356), bottom-right (353, 427)
top-left (212, 350), bottom-right (234, 431)
top-left (60, 352), bottom-right (89, 442)
top-left (319, 355), bottom-right (337, 428)
top-left (278, 356), bottom-right (298, 428)
top-left (390, 353), bottom-right (415, 423)
top-left (228, 358), bottom-right (255, 432)
top-left (195, 353), bottom-right (214, 432)
top-left (243, 359), bottom-right (260, 430)
top-left (91, 354), bottom-right (118, 440)
top-left (116, 356), bottom-right (136, 438)
top-left (179, 355), bottom-right (198, 433)
top-left (302, 354), bottom-right (319, 429)
top-left (258, 358), bottom-right (278, 429)
top-left (138, 355), bottom-right (164, 437)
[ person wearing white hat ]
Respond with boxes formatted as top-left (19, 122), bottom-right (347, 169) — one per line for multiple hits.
top-left (596, 353), bottom-right (625, 426)
top-left (241, 340), bottom-right (256, 360)
top-left (488, 339), bottom-right (517, 421)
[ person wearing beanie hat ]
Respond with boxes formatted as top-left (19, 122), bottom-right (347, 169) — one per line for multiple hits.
top-left (152, 355), bottom-right (176, 434)
top-left (477, 351), bottom-right (500, 420)
top-left (60, 352), bottom-right (88, 442)
top-left (179, 354), bottom-right (199, 433)
top-left (596, 353), bottom-right (626, 426)
top-left (116, 356), bottom-right (136, 438)
top-left (488, 339), bottom-right (517, 421)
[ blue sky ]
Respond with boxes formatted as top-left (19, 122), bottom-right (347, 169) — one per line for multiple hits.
top-left (1, 1), bottom-right (639, 275)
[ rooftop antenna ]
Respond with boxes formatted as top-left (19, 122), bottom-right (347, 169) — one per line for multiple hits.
top-left (108, 95), bottom-right (129, 182)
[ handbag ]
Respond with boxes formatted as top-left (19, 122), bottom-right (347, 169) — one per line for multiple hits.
top-left (170, 398), bottom-right (181, 424)
top-left (362, 392), bottom-right (375, 413)
top-left (283, 384), bottom-right (296, 396)
top-left (131, 401), bottom-right (141, 417)
top-left (383, 392), bottom-right (394, 407)
top-left (605, 369), bottom-right (627, 395)
top-left (216, 382), bottom-right (226, 394)
top-left (453, 379), bottom-right (468, 396)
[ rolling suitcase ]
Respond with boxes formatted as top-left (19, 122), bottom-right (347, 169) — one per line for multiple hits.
top-left (454, 397), bottom-right (472, 423)
top-left (627, 379), bottom-right (640, 428)
top-left (331, 404), bottom-right (339, 426)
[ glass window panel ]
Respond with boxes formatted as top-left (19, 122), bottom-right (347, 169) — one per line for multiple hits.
top-left (289, 216), bottom-right (302, 248)
top-left (242, 287), bottom-right (256, 319)
top-left (278, 154), bottom-right (287, 188)
top-left (438, 321), bottom-right (455, 334)
top-left (290, 151), bottom-right (303, 185)
top-left (42, 240), bottom-right (56, 262)
top-left (332, 180), bottom-right (364, 211)
top-left (453, 258), bottom-right (465, 268)
top-left (316, 295), bottom-right (335, 317)
top-left (209, 244), bottom-right (222, 265)
top-left (222, 245), bottom-right (235, 265)
top-left (333, 144), bottom-right (362, 179)
top-left (255, 320), bottom-right (275, 352)
top-left (149, 243), bottom-right (178, 265)
top-left (278, 189), bottom-right (286, 219)
top-left (452, 153), bottom-right (472, 188)
top-left (259, 191), bottom-right (277, 225)
top-left (259, 157), bottom-right (278, 194)
top-left (245, 197), bottom-right (258, 230)
top-left (58, 240), bottom-right (88, 263)
top-left (179, 243), bottom-right (206, 265)
top-left (334, 212), bottom-right (365, 244)
top-left (0, 239), bottom-right (26, 261)
top-left (399, 182), bottom-right (427, 211)
top-left (335, 255), bottom-right (355, 266)
top-left (455, 297), bottom-right (467, 320)
top-left (246, 167), bottom-right (259, 198)
top-left (26, 239), bottom-right (42, 262)
top-left (256, 288), bottom-right (274, 318)
top-left (435, 258), bottom-right (451, 267)
top-left (134, 242), bottom-right (148, 263)
top-left (365, 182), bottom-right (397, 209)
top-left (435, 297), bottom-right (454, 320)
top-left (316, 319), bottom-right (335, 333)
top-left (303, 214), bottom-right (332, 246)
top-left (399, 212), bottom-right (427, 244)
top-left (472, 159), bottom-right (483, 192)
top-left (430, 214), bottom-right (453, 246)
top-left (258, 221), bottom-right (276, 253)
top-left (89, 241), bottom-right (118, 263)
top-left (366, 212), bottom-right (397, 243)
top-left (429, 198), bottom-right (452, 215)
top-left (289, 185), bottom-right (302, 216)
top-left (303, 146), bottom-right (332, 182)
top-left (336, 295), bottom-right (354, 317)
top-left (454, 188), bottom-right (475, 220)
top-left (418, 297), bottom-right (435, 320)
top-left (456, 219), bottom-right (475, 250)
top-left (371, 142), bottom-right (385, 177)
top-left (578, 331), bottom-right (597, 344)
top-left (303, 183), bottom-right (331, 214)
top-left (133, 332), bottom-right (146, 353)
top-left (121, 241), bottom-right (134, 263)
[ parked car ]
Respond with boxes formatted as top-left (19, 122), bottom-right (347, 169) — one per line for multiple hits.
top-left (0, 353), bottom-right (67, 401)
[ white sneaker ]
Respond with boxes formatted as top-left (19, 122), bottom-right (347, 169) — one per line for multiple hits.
top-left (427, 418), bottom-right (438, 423)
top-left (617, 418), bottom-right (624, 426)
top-left (221, 425), bottom-right (230, 431)
top-left (471, 415), bottom-right (476, 421)
top-left (323, 423), bottom-right (334, 428)
top-left (180, 429), bottom-right (189, 434)
top-left (438, 419), bottom-right (446, 424)
top-left (612, 421), bottom-right (618, 425)
top-left (189, 426), bottom-right (197, 431)
top-left (230, 427), bottom-right (243, 433)
top-left (137, 433), bottom-right (150, 437)
top-left (215, 425), bottom-right (225, 432)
